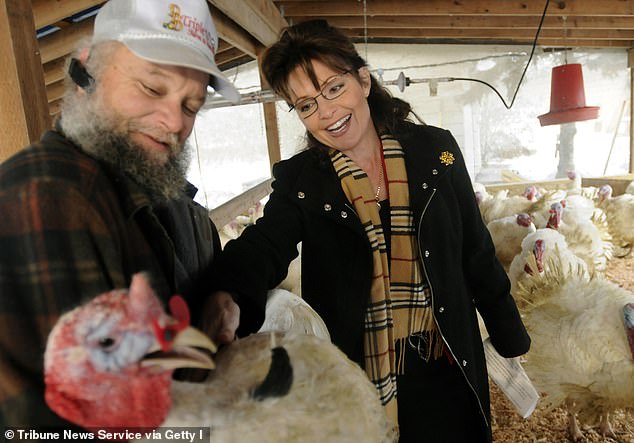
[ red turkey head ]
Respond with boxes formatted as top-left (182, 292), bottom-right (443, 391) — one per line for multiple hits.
top-left (533, 239), bottom-right (545, 273)
top-left (516, 213), bottom-right (533, 228)
top-left (525, 239), bottom-right (545, 275)
top-left (44, 273), bottom-right (216, 431)
top-left (523, 185), bottom-right (539, 201)
top-left (625, 303), bottom-right (634, 361)
top-left (546, 202), bottom-right (563, 230)
top-left (598, 184), bottom-right (613, 204)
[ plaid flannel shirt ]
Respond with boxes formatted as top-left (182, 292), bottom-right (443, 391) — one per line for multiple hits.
top-left (0, 130), bottom-right (219, 427)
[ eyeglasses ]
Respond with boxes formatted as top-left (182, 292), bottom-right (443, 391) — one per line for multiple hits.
top-left (289, 72), bottom-right (352, 119)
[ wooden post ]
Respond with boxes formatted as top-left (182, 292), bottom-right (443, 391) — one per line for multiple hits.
top-left (257, 48), bottom-right (281, 172)
top-left (629, 48), bottom-right (634, 174)
top-left (0, 0), bottom-right (51, 162)
top-left (262, 101), bottom-right (281, 169)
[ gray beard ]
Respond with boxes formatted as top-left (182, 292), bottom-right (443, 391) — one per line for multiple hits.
top-left (59, 90), bottom-right (191, 204)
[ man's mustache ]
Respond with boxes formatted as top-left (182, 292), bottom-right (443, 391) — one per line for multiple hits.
top-left (127, 122), bottom-right (181, 153)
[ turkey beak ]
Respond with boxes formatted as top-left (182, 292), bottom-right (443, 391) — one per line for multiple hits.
top-left (141, 326), bottom-right (217, 370)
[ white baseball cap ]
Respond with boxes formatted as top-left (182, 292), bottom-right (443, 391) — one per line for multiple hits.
top-left (93, 0), bottom-right (240, 103)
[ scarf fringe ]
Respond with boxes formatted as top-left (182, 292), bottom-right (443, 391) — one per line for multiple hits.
top-left (396, 329), bottom-right (446, 374)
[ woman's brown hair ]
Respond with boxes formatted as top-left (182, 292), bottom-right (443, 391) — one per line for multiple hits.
top-left (261, 19), bottom-right (413, 149)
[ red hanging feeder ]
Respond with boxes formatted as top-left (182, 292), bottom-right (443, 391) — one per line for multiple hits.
top-left (537, 63), bottom-right (599, 126)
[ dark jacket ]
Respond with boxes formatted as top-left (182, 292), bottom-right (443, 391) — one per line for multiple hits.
top-left (0, 130), bottom-right (221, 427)
top-left (213, 122), bottom-right (530, 440)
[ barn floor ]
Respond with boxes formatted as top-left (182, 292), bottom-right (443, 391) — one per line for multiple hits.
top-left (491, 252), bottom-right (634, 443)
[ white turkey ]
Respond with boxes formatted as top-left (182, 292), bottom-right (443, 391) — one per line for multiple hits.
top-left (545, 201), bottom-right (612, 274)
top-left (478, 185), bottom-right (540, 225)
top-left (561, 171), bottom-right (599, 200)
top-left (43, 274), bottom-right (393, 443)
top-left (597, 184), bottom-right (634, 257)
top-left (258, 288), bottom-right (329, 341)
top-left (566, 170), bottom-right (582, 192)
top-left (559, 194), bottom-right (600, 226)
top-left (515, 257), bottom-right (634, 441)
top-left (219, 201), bottom-right (267, 247)
top-left (507, 227), bottom-right (588, 299)
top-left (473, 181), bottom-right (491, 206)
top-left (219, 219), bottom-right (243, 247)
top-left (486, 213), bottom-right (536, 271)
top-left (527, 189), bottom-right (568, 229)
top-left (276, 242), bottom-right (302, 297)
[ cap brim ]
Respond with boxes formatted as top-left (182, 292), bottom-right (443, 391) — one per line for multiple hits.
top-left (124, 39), bottom-right (241, 104)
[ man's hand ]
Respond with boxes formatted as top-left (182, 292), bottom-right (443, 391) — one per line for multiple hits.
top-left (201, 290), bottom-right (240, 345)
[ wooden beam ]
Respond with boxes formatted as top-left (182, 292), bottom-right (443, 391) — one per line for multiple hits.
top-left (0, 0), bottom-right (51, 161)
top-left (210, 0), bottom-right (286, 46)
top-left (276, 0), bottom-right (634, 17)
top-left (257, 47), bottom-right (281, 171)
top-left (208, 4), bottom-right (261, 58)
top-left (582, 175), bottom-right (634, 195)
top-left (38, 16), bottom-right (94, 64)
top-left (485, 175), bottom-right (634, 196)
top-left (345, 27), bottom-right (634, 41)
top-left (531, 39), bottom-right (633, 48)
top-left (32, 0), bottom-right (103, 29)
top-left (217, 39), bottom-right (232, 52)
top-left (262, 101), bottom-right (281, 169)
top-left (218, 54), bottom-right (254, 71)
top-left (348, 37), bottom-right (633, 49)
top-left (216, 47), bottom-right (249, 66)
top-left (249, 0), bottom-right (288, 33)
top-left (630, 48), bottom-right (634, 174)
top-left (209, 178), bottom-right (273, 228)
top-left (305, 15), bottom-right (634, 30)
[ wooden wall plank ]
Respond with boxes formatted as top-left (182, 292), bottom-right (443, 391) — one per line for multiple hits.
top-left (44, 58), bottom-right (66, 86)
top-left (209, 178), bottom-right (273, 228)
top-left (46, 80), bottom-right (65, 103)
top-left (308, 15), bottom-right (634, 30)
top-left (345, 27), bottom-right (634, 41)
top-left (38, 16), bottom-right (93, 64)
top-left (486, 176), bottom-right (634, 196)
top-left (0, 0), bottom-right (51, 161)
top-left (32, 0), bottom-right (103, 29)
top-left (276, 0), bottom-right (634, 17)
top-left (49, 98), bottom-right (63, 117)
top-left (630, 48), bottom-right (634, 174)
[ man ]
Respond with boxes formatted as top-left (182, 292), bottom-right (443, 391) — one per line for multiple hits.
top-left (0, 0), bottom-right (239, 426)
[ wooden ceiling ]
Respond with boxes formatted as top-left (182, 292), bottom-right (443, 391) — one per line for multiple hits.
top-left (26, 0), bottom-right (634, 118)
top-left (277, 0), bottom-right (634, 48)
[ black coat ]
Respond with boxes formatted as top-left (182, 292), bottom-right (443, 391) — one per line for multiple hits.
top-left (212, 122), bottom-right (530, 440)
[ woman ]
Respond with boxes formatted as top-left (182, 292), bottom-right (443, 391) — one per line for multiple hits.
top-left (209, 19), bottom-right (530, 442)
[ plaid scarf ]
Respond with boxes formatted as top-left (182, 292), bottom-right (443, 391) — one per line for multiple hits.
top-left (330, 135), bottom-right (443, 427)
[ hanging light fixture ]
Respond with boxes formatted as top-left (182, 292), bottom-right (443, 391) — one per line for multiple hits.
top-left (537, 16), bottom-right (599, 126)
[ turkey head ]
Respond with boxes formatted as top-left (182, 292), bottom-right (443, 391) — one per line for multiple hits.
top-left (44, 273), bottom-right (216, 430)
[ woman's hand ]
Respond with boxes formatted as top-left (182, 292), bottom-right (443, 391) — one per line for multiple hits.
top-left (201, 290), bottom-right (240, 345)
